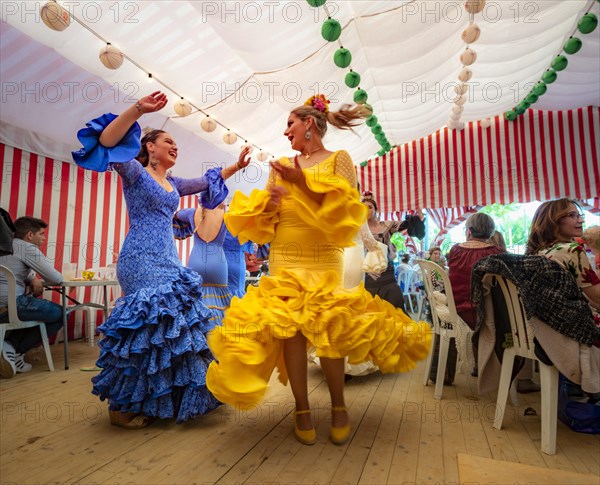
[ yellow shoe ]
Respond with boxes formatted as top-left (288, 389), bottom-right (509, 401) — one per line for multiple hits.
top-left (330, 406), bottom-right (351, 445)
top-left (294, 409), bottom-right (317, 446)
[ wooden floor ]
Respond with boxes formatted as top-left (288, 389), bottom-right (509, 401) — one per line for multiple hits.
top-left (1, 341), bottom-right (599, 485)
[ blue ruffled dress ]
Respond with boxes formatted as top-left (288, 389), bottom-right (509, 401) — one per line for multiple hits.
top-left (173, 208), bottom-right (232, 325)
top-left (72, 113), bottom-right (227, 422)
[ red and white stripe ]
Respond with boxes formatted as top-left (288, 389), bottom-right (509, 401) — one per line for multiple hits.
top-left (359, 107), bottom-right (600, 213)
top-left (426, 206), bottom-right (480, 247)
top-left (0, 143), bottom-right (198, 339)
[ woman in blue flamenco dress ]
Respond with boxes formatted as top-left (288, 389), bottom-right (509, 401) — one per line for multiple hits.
top-left (174, 203), bottom-right (233, 326)
top-left (71, 91), bottom-right (250, 428)
top-left (223, 228), bottom-right (253, 298)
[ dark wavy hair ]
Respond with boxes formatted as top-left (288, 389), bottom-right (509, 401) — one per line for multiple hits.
top-left (137, 128), bottom-right (166, 167)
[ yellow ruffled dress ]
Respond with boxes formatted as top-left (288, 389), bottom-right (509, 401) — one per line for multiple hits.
top-left (206, 150), bottom-right (431, 407)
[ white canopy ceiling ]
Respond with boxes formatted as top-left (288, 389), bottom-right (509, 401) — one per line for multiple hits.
top-left (1, 0), bottom-right (599, 187)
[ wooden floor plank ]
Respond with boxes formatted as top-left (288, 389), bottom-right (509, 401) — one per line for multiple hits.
top-left (1, 341), bottom-right (599, 485)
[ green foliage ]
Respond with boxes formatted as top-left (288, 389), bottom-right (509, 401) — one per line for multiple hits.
top-left (390, 232), bottom-right (406, 252)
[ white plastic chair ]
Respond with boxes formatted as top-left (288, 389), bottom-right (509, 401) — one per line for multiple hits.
top-left (486, 274), bottom-right (558, 455)
top-left (398, 269), bottom-right (423, 317)
top-left (417, 260), bottom-right (471, 400)
top-left (0, 265), bottom-right (55, 372)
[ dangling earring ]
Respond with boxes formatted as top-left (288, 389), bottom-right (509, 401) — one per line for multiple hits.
top-left (305, 130), bottom-right (311, 140)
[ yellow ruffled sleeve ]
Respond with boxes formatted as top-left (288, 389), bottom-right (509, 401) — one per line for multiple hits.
top-left (224, 186), bottom-right (279, 245)
top-left (285, 150), bottom-right (367, 248)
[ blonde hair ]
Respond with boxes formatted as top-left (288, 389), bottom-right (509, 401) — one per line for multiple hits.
top-left (583, 225), bottom-right (600, 252)
top-left (291, 104), bottom-right (367, 138)
top-left (525, 198), bottom-right (581, 255)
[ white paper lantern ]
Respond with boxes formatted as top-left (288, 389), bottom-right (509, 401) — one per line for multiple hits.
top-left (174, 99), bottom-right (192, 117)
top-left (450, 111), bottom-right (462, 121)
top-left (461, 23), bottom-right (481, 44)
top-left (456, 121), bottom-right (466, 131)
top-left (460, 48), bottom-right (477, 66)
top-left (454, 95), bottom-right (467, 106)
top-left (458, 68), bottom-right (473, 83)
top-left (98, 44), bottom-right (124, 69)
top-left (479, 118), bottom-right (491, 129)
top-left (447, 119), bottom-right (458, 130)
top-left (223, 131), bottom-right (237, 145)
top-left (454, 83), bottom-right (469, 95)
top-left (464, 0), bottom-right (486, 14)
top-left (241, 142), bottom-right (254, 155)
top-left (452, 105), bottom-right (464, 115)
top-left (40, 1), bottom-right (71, 31)
top-left (256, 150), bottom-right (269, 162)
top-left (200, 116), bottom-right (217, 132)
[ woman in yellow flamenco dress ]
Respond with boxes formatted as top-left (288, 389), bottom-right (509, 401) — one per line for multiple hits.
top-left (206, 95), bottom-right (431, 446)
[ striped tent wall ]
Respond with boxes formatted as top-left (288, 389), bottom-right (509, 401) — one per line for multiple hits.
top-left (359, 107), bottom-right (600, 213)
top-left (1, 143), bottom-right (196, 339)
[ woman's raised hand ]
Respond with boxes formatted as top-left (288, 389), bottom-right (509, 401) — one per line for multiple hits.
top-left (269, 155), bottom-right (303, 184)
top-left (137, 91), bottom-right (168, 114)
top-left (237, 146), bottom-right (252, 170)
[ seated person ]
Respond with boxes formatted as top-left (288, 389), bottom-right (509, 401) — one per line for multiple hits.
top-left (0, 217), bottom-right (63, 377)
top-left (244, 246), bottom-right (262, 277)
top-left (445, 213), bottom-right (504, 382)
top-left (526, 199), bottom-right (599, 326)
top-left (427, 246), bottom-right (445, 293)
top-left (582, 225), bottom-right (599, 274)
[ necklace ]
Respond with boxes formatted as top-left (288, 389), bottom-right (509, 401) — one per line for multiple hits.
top-left (303, 147), bottom-right (324, 160)
top-left (149, 168), bottom-right (170, 189)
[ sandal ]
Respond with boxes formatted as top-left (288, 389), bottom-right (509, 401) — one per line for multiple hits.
top-left (109, 410), bottom-right (155, 429)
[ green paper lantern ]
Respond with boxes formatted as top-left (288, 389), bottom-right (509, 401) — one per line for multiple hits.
top-left (359, 161), bottom-right (368, 167)
top-left (532, 82), bottom-right (547, 96)
top-left (307, 0), bottom-right (326, 8)
top-left (375, 134), bottom-right (386, 143)
top-left (525, 93), bottom-right (539, 104)
top-left (514, 106), bottom-right (525, 116)
top-left (365, 115), bottom-right (378, 127)
top-left (353, 88), bottom-right (368, 104)
top-left (577, 13), bottom-right (598, 34)
top-left (542, 69), bottom-right (558, 84)
top-left (383, 144), bottom-right (392, 151)
top-left (371, 124), bottom-right (383, 135)
top-left (505, 110), bottom-right (517, 121)
top-left (518, 101), bottom-right (530, 111)
top-left (345, 70), bottom-right (361, 88)
top-left (333, 48), bottom-right (352, 68)
top-left (377, 149), bottom-right (386, 156)
top-left (563, 37), bottom-right (583, 55)
top-left (321, 18), bottom-right (341, 42)
top-left (363, 103), bottom-right (373, 115)
top-left (551, 55), bottom-right (568, 71)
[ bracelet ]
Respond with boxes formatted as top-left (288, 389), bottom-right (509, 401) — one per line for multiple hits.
top-left (135, 101), bottom-right (143, 114)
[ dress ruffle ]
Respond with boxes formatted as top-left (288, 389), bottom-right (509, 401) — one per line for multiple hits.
top-left (284, 162), bottom-right (367, 248)
top-left (201, 284), bottom-right (232, 327)
top-left (71, 113), bottom-right (141, 172)
top-left (92, 267), bottom-right (220, 422)
top-left (224, 189), bottom-right (279, 244)
top-left (206, 268), bottom-right (432, 407)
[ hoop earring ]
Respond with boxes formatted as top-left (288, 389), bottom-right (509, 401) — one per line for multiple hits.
top-left (305, 130), bottom-right (311, 140)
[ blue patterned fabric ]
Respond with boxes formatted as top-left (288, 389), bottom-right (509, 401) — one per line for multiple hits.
top-left (72, 114), bottom-right (229, 422)
top-left (223, 229), bottom-right (251, 298)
